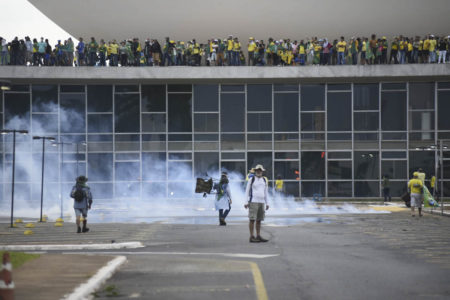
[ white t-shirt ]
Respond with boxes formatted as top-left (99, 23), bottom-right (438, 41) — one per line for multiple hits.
top-left (245, 176), bottom-right (268, 204)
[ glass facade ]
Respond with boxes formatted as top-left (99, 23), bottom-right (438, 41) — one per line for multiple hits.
top-left (1, 82), bottom-right (450, 206)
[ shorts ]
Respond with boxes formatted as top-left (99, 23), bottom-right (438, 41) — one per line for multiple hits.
top-left (410, 193), bottom-right (423, 208)
top-left (74, 208), bottom-right (88, 218)
top-left (248, 202), bottom-right (265, 221)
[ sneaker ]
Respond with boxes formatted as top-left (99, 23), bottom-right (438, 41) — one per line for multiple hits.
top-left (249, 236), bottom-right (260, 243)
top-left (77, 227), bottom-right (81, 233)
top-left (257, 236), bottom-right (269, 242)
top-left (82, 227), bottom-right (89, 233)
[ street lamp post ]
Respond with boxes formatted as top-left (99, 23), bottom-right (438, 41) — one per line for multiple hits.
top-left (33, 136), bottom-right (55, 222)
top-left (1, 129), bottom-right (28, 228)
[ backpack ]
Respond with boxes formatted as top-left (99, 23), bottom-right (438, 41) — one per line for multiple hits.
top-left (249, 176), bottom-right (267, 202)
top-left (73, 186), bottom-right (85, 202)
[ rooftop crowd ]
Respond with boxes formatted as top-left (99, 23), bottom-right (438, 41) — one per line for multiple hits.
top-left (1, 34), bottom-right (449, 67)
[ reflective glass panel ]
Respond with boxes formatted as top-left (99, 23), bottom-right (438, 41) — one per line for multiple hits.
top-left (274, 93), bottom-right (298, 132)
top-left (141, 85), bottom-right (166, 112)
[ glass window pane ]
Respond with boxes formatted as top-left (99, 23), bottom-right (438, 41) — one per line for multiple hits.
top-left (328, 161), bottom-right (352, 179)
top-left (283, 182), bottom-right (300, 197)
top-left (382, 160), bottom-right (407, 179)
top-left (168, 182), bottom-right (194, 198)
top-left (142, 152), bottom-right (166, 180)
top-left (302, 182), bottom-right (325, 197)
top-left (87, 85), bottom-right (112, 112)
top-left (221, 134), bottom-right (245, 150)
top-left (115, 162), bottom-right (140, 181)
top-left (168, 94), bottom-right (192, 132)
top-left (409, 111), bottom-right (434, 130)
top-left (221, 85), bottom-right (244, 92)
top-left (247, 113), bottom-right (272, 132)
top-left (88, 114), bottom-right (112, 133)
top-left (194, 152), bottom-right (219, 177)
top-left (32, 114), bottom-right (58, 133)
top-left (381, 91), bottom-right (406, 131)
top-left (4, 93), bottom-right (30, 130)
top-left (32, 85), bottom-right (57, 112)
top-left (438, 91), bottom-right (450, 130)
top-left (168, 84), bottom-right (192, 92)
top-left (115, 85), bottom-right (139, 93)
top-left (274, 84), bottom-right (298, 92)
top-left (222, 152), bottom-right (245, 160)
top-left (354, 112), bottom-right (379, 131)
top-left (168, 161), bottom-right (192, 179)
top-left (247, 84), bottom-right (272, 111)
top-left (327, 92), bottom-right (351, 131)
top-left (142, 182), bottom-right (166, 198)
top-left (88, 153), bottom-right (113, 181)
top-left (274, 93), bottom-right (298, 132)
top-left (194, 113), bottom-right (218, 132)
top-left (115, 93), bottom-right (140, 133)
top-left (275, 152), bottom-right (299, 159)
top-left (274, 161), bottom-right (299, 180)
top-left (60, 93), bottom-right (86, 133)
top-left (9, 85), bottom-right (29, 92)
top-left (221, 93), bottom-right (244, 132)
top-left (87, 134), bottom-right (113, 151)
top-left (301, 84), bottom-right (325, 111)
top-left (328, 181), bottom-right (352, 197)
top-left (354, 181), bottom-right (379, 197)
top-left (328, 83), bottom-right (351, 91)
top-left (141, 85), bottom-right (166, 112)
top-left (301, 113), bottom-right (325, 131)
top-left (354, 151), bottom-right (379, 179)
top-left (60, 85), bottom-right (85, 93)
top-left (382, 151), bottom-right (406, 159)
top-left (354, 83), bottom-right (379, 110)
top-left (408, 151), bottom-right (434, 179)
top-left (248, 152), bottom-right (272, 180)
top-left (328, 152), bottom-right (351, 159)
top-left (221, 161), bottom-right (246, 178)
top-left (409, 82), bottom-right (434, 109)
top-left (382, 83), bottom-right (406, 90)
top-left (142, 114), bottom-right (166, 132)
top-left (169, 153), bottom-right (192, 160)
top-left (193, 84), bottom-right (218, 112)
top-left (115, 134), bottom-right (140, 151)
top-left (301, 152), bottom-right (325, 179)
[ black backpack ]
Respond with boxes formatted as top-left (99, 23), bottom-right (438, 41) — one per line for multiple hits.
top-left (73, 186), bottom-right (85, 202)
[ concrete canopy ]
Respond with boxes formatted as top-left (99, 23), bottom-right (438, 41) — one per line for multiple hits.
top-left (29, 0), bottom-right (450, 44)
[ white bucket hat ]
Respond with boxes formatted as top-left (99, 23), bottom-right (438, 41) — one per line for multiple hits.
top-left (254, 164), bottom-right (265, 171)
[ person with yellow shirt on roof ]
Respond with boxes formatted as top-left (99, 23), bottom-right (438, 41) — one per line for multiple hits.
top-left (337, 36), bottom-right (346, 65)
top-left (248, 37), bottom-right (256, 66)
top-left (398, 36), bottom-right (406, 64)
top-left (389, 37), bottom-right (399, 64)
top-left (407, 38), bottom-right (413, 63)
top-left (418, 38), bottom-right (424, 63)
top-left (408, 172), bottom-right (424, 217)
top-left (423, 35), bottom-right (430, 63)
top-left (298, 40), bottom-right (306, 65)
top-left (381, 36), bottom-right (388, 64)
top-left (192, 39), bottom-right (200, 66)
top-left (233, 37), bottom-right (241, 66)
top-left (226, 35), bottom-right (233, 65)
top-left (109, 40), bottom-right (119, 66)
top-left (428, 35), bottom-right (437, 63)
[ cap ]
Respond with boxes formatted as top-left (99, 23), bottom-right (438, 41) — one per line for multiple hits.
top-left (249, 37), bottom-right (254, 40)
top-left (254, 164), bottom-right (266, 171)
top-left (413, 172), bottom-right (419, 177)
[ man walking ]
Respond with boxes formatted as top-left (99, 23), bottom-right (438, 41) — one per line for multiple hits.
top-left (408, 172), bottom-right (423, 217)
top-left (70, 176), bottom-right (93, 233)
top-left (245, 165), bottom-right (269, 243)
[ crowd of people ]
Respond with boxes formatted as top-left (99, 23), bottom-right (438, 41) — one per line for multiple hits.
top-left (1, 34), bottom-right (449, 67)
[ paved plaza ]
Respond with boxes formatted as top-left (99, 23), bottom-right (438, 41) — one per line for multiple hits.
top-left (1, 205), bottom-right (450, 300)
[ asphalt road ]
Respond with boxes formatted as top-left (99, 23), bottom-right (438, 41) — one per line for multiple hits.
top-left (84, 212), bottom-right (450, 300)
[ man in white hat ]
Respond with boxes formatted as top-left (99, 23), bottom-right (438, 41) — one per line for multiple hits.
top-left (245, 164), bottom-right (269, 243)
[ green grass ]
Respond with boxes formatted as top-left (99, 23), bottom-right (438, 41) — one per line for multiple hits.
top-left (0, 251), bottom-right (40, 269)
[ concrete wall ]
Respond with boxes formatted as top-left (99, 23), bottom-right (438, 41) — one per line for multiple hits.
top-left (1, 64), bottom-right (450, 84)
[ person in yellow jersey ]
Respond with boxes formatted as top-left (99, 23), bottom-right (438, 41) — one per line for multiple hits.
top-left (407, 37), bottom-right (413, 63)
top-left (109, 39), bottom-right (119, 66)
top-left (248, 37), bottom-right (256, 66)
top-left (408, 172), bottom-right (424, 217)
top-left (389, 37), bottom-right (399, 64)
top-left (423, 35), bottom-right (430, 63)
top-left (233, 37), bottom-right (241, 66)
top-left (337, 36), bottom-right (347, 65)
top-left (275, 175), bottom-right (284, 198)
top-left (428, 34), bottom-right (437, 63)
top-left (430, 175), bottom-right (436, 195)
top-left (399, 36), bottom-right (406, 64)
top-left (226, 35), bottom-right (234, 65)
top-left (298, 40), bottom-right (306, 65)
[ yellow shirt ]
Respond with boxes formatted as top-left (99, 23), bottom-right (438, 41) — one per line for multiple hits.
top-left (337, 41), bottom-right (347, 52)
top-left (418, 40), bottom-right (423, 51)
top-left (407, 43), bottom-right (413, 52)
top-left (233, 41), bottom-right (241, 51)
top-left (431, 176), bottom-right (436, 188)
top-left (399, 41), bottom-right (405, 50)
top-left (408, 179), bottom-right (423, 194)
top-left (193, 43), bottom-right (200, 54)
top-left (227, 40), bottom-right (233, 51)
top-left (423, 39), bottom-right (430, 50)
top-left (298, 45), bottom-right (305, 54)
top-left (417, 172), bottom-right (426, 184)
top-left (429, 39), bottom-right (436, 51)
top-left (109, 43), bottom-right (119, 55)
top-left (275, 180), bottom-right (284, 190)
top-left (248, 42), bottom-right (256, 52)
top-left (362, 41), bottom-right (367, 52)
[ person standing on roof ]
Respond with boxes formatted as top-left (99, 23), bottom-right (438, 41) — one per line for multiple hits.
top-left (245, 165), bottom-right (269, 243)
